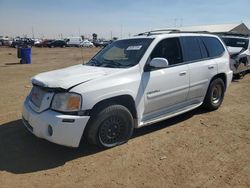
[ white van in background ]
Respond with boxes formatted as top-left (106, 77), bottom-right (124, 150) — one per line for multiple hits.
top-left (65, 37), bottom-right (83, 47)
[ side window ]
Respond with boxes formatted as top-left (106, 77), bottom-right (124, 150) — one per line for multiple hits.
top-left (201, 37), bottom-right (225, 58)
top-left (150, 37), bottom-right (183, 65)
top-left (197, 38), bottom-right (209, 58)
top-left (182, 37), bottom-right (202, 62)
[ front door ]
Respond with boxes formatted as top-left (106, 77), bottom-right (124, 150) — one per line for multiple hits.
top-left (142, 37), bottom-right (189, 120)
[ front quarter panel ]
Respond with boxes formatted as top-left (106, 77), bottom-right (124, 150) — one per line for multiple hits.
top-left (70, 66), bottom-right (144, 118)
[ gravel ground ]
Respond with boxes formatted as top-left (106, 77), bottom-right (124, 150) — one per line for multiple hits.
top-left (0, 47), bottom-right (249, 188)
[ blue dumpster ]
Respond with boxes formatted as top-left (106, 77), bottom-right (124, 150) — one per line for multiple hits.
top-left (20, 48), bottom-right (31, 64)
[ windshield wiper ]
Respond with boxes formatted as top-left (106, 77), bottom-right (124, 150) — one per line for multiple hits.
top-left (87, 58), bottom-right (102, 66)
top-left (102, 59), bottom-right (125, 68)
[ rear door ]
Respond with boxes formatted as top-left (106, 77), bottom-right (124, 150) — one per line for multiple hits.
top-left (181, 36), bottom-right (222, 101)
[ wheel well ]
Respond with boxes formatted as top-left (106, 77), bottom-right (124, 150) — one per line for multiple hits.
top-left (89, 95), bottom-right (137, 119)
top-left (211, 73), bottom-right (227, 90)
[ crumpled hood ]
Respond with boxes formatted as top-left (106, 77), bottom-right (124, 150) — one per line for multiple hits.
top-left (32, 64), bottom-right (114, 89)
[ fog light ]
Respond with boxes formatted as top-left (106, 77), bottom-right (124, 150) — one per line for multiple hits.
top-left (48, 125), bottom-right (53, 136)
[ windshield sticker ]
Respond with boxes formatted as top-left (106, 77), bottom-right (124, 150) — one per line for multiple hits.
top-left (127, 45), bottom-right (142, 50)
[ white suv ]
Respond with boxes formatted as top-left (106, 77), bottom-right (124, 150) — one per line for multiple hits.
top-left (22, 30), bottom-right (233, 148)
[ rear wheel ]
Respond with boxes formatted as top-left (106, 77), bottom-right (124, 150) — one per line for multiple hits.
top-left (203, 78), bottom-right (225, 111)
top-left (85, 105), bottom-right (134, 148)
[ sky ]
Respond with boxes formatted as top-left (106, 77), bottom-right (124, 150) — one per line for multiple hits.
top-left (0, 0), bottom-right (250, 39)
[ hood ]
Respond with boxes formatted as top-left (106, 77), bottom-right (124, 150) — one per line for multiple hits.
top-left (32, 64), bottom-right (116, 90)
top-left (227, 46), bottom-right (243, 56)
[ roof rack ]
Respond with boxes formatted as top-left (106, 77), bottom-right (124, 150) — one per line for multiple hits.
top-left (136, 29), bottom-right (212, 36)
top-left (170, 30), bottom-right (211, 34)
top-left (137, 29), bottom-right (180, 36)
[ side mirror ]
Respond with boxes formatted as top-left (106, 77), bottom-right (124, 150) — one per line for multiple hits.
top-left (149, 58), bottom-right (169, 68)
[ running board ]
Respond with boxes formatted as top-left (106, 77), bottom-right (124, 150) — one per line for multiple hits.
top-left (140, 102), bottom-right (202, 127)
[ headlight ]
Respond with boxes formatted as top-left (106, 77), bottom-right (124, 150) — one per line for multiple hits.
top-left (51, 93), bottom-right (82, 112)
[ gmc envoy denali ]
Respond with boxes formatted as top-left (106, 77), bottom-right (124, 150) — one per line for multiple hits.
top-left (22, 30), bottom-right (233, 148)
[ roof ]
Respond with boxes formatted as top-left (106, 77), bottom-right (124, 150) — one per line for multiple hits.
top-left (130, 32), bottom-right (218, 41)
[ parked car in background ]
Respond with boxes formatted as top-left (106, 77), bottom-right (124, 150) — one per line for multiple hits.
top-left (65, 37), bottom-right (83, 47)
top-left (80, 40), bottom-right (94, 48)
top-left (93, 40), bottom-right (112, 47)
top-left (11, 38), bottom-right (34, 48)
top-left (0, 39), bottom-right (10, 46)
top-left (33, 38), bottom-right (42, 46)
top-left (35, 39), bottom-right (55, 47)
top-left (0, 36), bottom-right (12, 46)
top-left (22, 30), bottom-right (233, 148)
top-left (221, 35), bottom-right (250, 78)
top-left (47, 40), bottom-right (67, 48)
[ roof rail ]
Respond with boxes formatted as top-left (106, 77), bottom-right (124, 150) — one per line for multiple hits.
top-left (137, 29), bottom-right (180, 36)
top-left (136, 29), bottom-right (214, 36)
top-left (169, 30), bottom-right (211, 34)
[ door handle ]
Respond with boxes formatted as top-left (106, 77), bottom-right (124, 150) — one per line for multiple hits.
top-left (179, 71), bottom-right (187, 76)
top-left (208, 65), bottom-right (215, 70)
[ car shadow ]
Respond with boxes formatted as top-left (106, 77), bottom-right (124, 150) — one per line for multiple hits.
top-left (5, 62), bottom-right (21, 65)
top-left (0, 108), bottom-right (206, 174)
top-left (132, 108), bottom-right (206, 138)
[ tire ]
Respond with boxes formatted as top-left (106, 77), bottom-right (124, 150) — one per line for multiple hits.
top-left (85, 105), bottom-right (134, 148)
top-left (203, 78), bottom-right (225, 111)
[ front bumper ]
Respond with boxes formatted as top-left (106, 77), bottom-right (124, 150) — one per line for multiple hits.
top-left (22, 99), bottom-right (90, 147)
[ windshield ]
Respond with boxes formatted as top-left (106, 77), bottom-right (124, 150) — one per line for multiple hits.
top-left (85, 38), bottom-right (153, 68)
top-left (221, 37), bottom-right (249, 50)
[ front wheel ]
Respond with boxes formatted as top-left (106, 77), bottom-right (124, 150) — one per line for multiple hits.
top-left (85, 105), bottom-right (134, 148)
top-left (203, 78), bottom-right (225, 111)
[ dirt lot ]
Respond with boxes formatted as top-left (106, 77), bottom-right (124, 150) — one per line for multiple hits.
top-left (0, 47), bottom-right (249, 188)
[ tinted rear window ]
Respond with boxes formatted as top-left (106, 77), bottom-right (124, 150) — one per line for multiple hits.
top-left (201, 37), bottom-right (225, 58)
top-left (198, 38), bottom-right (209, 58)
top-left (182, 37), bottom-right (202, 62)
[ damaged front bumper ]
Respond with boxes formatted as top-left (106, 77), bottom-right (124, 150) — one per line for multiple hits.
top-left (22, 99), bottom-right (90, 147)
